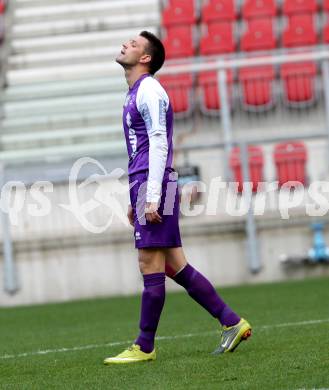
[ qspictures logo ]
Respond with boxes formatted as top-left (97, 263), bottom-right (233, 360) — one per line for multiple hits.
top-left (2, 157), bottom-right (329, 233)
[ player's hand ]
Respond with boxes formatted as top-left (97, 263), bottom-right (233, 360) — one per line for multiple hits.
top-left (127, 204), bottom-right (134, 227)
top-left (145, 202), bottom-right (162, 224)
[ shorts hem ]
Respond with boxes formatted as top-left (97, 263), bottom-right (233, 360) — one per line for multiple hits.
top-left (135, 242), bottom-right (182, 249)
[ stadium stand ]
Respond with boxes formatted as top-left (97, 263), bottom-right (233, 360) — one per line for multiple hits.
top-left (0, 0), bottom-right (160, 161)
top-left (0, 0), bottom-right (325, 163)
top-left (156, 0), bottom-right (329, 117)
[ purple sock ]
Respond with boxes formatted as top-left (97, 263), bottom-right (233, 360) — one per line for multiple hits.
top-left (173, 264), bottom-right (240, 327)
top-left (135, 273), bottom-right (166, 353)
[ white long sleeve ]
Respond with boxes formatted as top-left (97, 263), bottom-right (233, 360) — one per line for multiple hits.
top-left (136, 76), bottom-right (170, 204)
top-left (147, 132), bottom-right (168, 203)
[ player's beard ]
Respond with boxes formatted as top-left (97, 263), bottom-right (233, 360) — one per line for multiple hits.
top-left (116, 55), bottom-right (135, 70)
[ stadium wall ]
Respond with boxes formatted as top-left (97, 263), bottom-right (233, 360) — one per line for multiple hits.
top-left (1, 207), bottom-right (329, 306)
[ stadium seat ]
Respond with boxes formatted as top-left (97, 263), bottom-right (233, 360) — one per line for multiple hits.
top-left (324, 0), bottom-right (329, 11)
top-left (241, 18), bottom-right (276, 52)
top-left (323, 15), bottom-right (329, 43)
top-left (198, 70), bottom-right (234, 114)
top-left (0, 0), bottom-right (5, 14)
top-left (162, 26), bottom-right (195, 59)
top-left (282, 14), bottom-right (317, 48)
top-left (274, 141), bottom-right (307, 187)
top-left (280, 62), bottom-right (317, 105)
top-left (162, 0), bottom-right (196, 26)
top-left (201, 0), bottom-right (236, 23)
top-left (200, 22), bottom-right (235, 55)
top-left (159, 73), bottom-right (194, 115)
top-left (239, 65), bottom-right (275, 110)
top-left (229, 145), bottom-right (264, 193)
top-left (282, 0), bottom-right (317, 16)
top-left (242, 0), bottom-right (277, 20)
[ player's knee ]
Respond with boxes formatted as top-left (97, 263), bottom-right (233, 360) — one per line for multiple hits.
top-left (138, 251), bottom-right (164, 274)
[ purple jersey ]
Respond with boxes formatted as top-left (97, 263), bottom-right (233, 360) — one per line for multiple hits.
top-left (122, 74), bottom-right (174, 176)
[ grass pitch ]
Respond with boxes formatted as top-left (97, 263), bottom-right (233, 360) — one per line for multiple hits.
top-left (0, 276), bottom-right (328, 390)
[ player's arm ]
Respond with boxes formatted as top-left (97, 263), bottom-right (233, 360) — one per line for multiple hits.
top-left (137, 81), bottom-right (169, 223)
top-left (146, 131), bottom-right (168, 223)
top-left (127, 204), bottom-right (134, 227)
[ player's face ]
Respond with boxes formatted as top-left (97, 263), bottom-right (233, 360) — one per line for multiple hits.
top-left (116, 35), bottom-right (150, 68)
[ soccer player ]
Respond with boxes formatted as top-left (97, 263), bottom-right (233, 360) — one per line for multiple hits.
top-left (104, 31), bottom-right (251, 364)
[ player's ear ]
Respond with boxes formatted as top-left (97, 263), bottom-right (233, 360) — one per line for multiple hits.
top-left (140, 54), bottom-right (151, 66)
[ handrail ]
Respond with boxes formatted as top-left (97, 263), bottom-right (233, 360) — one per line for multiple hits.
top-left (161, 47), bottom-right (329, 75)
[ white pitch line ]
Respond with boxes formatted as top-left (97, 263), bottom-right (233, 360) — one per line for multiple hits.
top-left (1, 318), bottom-right (328, 361)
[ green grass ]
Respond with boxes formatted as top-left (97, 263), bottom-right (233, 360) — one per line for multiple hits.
top-left (0, 277), bottom-right (329, 390)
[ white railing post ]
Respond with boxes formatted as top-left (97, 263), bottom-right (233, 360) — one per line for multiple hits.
top-left (321, 59), bottom-right (329, 167)
top-left (218, 69), bottom-right (233, 181)
top-left (0, 163), bottom-right (19, 294)
top-left (240, 141), bottom-right (261, 273)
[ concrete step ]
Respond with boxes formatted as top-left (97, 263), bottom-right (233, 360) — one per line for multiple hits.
top-left (11, 12), bottom-right (159, 39)
top-left (8, 46), bottom-right (121, 70)
top-left (6, 61), bottom-right (124, 85)
top-left (14, 0), bottom-right (126, 8)
top-left (13, 0), bottom-right (159, 22)
top-left (0, 139), bottom-right (126, 163)
top-left (3, 91), bottom-right (126, 117)
top-left (0, 125), bottom-right (123, 150)
top-left (10, 27), bottom-right (157, 55)
top-left (1, 109), bottom-right (122, 131)
top-left (8, 46), bottom-right (120, 70)
top-left (2, 77), bottom-right (126, 101)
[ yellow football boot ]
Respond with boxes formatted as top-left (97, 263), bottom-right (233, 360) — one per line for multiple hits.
top-left (103, 344), bottom-right (156, 364)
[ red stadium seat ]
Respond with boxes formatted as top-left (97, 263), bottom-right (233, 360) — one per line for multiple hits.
top-left (323, 14), bottom-right (329, 43)
top-left (159, 73), bottom-right (194, 115)
top-left (282, 14), bottom-right (317, 48)
top-left (281, 62), bottom-right (317, 105)
top-left (162, 0), bottom-right (196, 26)
top-left (0, 1), bottom-right (5, 14)
top-left (242, 0), bottom-right (277, 19)
top-left (162, 26), bottom-right (195, 59)
top-left (282, 0), bottom-right (317, 16)
top-left (201, 0), bottom-right (236, 23)
top-left (200, 22), bottom-right (235, 55)
top-left (324, 0), bottom-right (329, 11)
top-left (239, 65), bottom-right (275, 110)
top-left (198, 70), bottom-right (234, 113)
top-left (241, 18), bottom-right (276, 52)
top-left (230, 146), bottom-right (264, 193)
top-left (274, 142), bottom-right (307, 187)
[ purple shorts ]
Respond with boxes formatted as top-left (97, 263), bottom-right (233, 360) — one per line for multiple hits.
top-left (129, 168), bottom-right (182, 249)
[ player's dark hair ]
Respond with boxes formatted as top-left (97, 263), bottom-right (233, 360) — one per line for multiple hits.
top-left (140, 30), bottom-right (165, 75)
